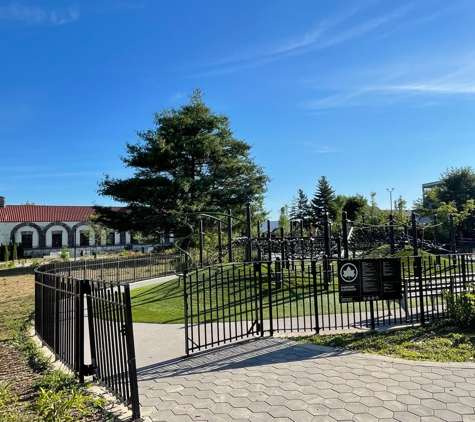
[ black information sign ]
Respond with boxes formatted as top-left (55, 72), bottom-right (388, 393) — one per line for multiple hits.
top-left (338, 258), bottom-right (402, 303)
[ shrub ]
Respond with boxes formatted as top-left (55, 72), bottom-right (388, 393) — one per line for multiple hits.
top-left (2, 245), bottom-right (8, 262)
top-left (444, 290), bottom-right (475, 328)
top-left (60, 246), bottom-right (69, 261)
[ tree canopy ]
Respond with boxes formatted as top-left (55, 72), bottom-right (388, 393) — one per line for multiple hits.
top-left (94, 90), bottom-right (270, 247)
top-left (415, 166), bottom-right (475, 239)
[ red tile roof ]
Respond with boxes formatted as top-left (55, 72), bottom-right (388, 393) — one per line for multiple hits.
top-left (0, 205), bottom-right (114, 223)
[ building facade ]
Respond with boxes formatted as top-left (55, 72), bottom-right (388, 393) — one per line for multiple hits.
top-left (0, 196), bottom-right (135, 257)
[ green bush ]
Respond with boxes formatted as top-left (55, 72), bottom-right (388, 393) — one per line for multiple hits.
top-left (60, 246), bottom-right (69, 261)
top-left (444, 290), bottom-right (475, 328)
top-left (2, 244), bottom-right (8, 262)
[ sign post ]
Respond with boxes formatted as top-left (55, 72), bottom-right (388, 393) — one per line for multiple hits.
top-left (338, 258), bottom-right (402, 328)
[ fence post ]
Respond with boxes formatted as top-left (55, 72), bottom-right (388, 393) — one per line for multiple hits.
top-left (267, 220), bottom-right (272, 261)
top-left (461, 254), bottom-right (467, 290)
top-left (54, 275), bottom-right (60, 357)
top-left (411, 212), bottom-right (418, 256)
top-left (245, 198), bottom-right (252, 263)
top-left (311, 260), bottom-right (320, 333)
top-left (199, 219), bottom-right (204, 267)
top-left (415, 256), bottom-right (425, 324)
top-left (227, 209), bottom-right (233, 263)
top-left (342, 212), bottom-right (349, 259)
top-left (184, 270), bottom-right (189, 356)
top-left (434, 213), bottom-right (439, 247)
top-left (218, 220), bottom-right (223, 264)
top-left (122, 286), bottom-right (141, 421)
top-left (389, 213), bottom-right (395, 255)
top-left (450, 213), bottom-right (456, 253)
top-left (75, 278), bottom-right (85, 383)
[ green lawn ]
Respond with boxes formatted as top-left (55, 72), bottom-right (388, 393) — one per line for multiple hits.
top-left (130, 265), bottom-right (413, 324)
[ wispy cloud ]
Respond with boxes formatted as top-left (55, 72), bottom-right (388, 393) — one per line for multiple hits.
top-left (296, 142), bottom-right (340, 154)
top-left (303, 59), bottom-right (475, 110)
top-left (192, 3), bottom-right (412, 77)
top-left (0, 2), bottom-right (79, 26)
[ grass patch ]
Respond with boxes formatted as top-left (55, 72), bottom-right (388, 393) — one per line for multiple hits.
top-left (0, 267), bottom-right (111, 421)
top-left (132, 277), bottom-right (185, 323)
top-left (0, 267), bottom-right (35, 341)
top-left (296, 320), bottom-right (475, 362)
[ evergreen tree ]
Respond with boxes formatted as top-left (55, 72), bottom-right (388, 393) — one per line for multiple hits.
top-left (311, 176), bottom-right (336, 224)
top-left (289, 189), bottom-right (311, 221)
top-left (3, 245), bottom-right (8, 262)
top-left (94, 90), bottom-right (270, 250)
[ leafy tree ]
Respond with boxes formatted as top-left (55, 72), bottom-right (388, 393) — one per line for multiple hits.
top-left (87, 214), bottom-right (114, 257)
top-left (94, 90), bottom-right (270, 250)
top-left (393, 195), bottom-right (408, 225)
top-left (366, 191), bottom-right (388, 225)
top-left (415, 167), bottom-right (475, 239)
top-left (310, 176), bottom-right (337, 225)
top-left (343, 194), bottom-right (367, 222)
top-left (278, 205), bottom-right (290, 235)
top-left (289, 189), bottom-right (311, 221)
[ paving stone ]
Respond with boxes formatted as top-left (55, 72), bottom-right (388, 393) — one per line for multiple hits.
top-left (136, 337), bottom-right (475, 422)
top-left (327, 408), bottom-right (354, 420)
top-left (407, 403), bottom-right (434, 417)
top-left (393, 411), bottom-right (420, 422)
top-left (368, 406), bottom-right (394, 419)
top-left (344, 402), bottom-right (369, 414)
top-left (383, 400), bottom-right (408, 412)
top-left (420, 398), bottom-right (447, 410)
top-left (266, 405), bottom-right (292, 418)
top-left (248, 401), bottom-right (271, 412)
top-left (446, 402), bottom-right (475, 415)
top-left (433, 409), bottom-right (463, 421)
top-left (288, 410), bottom-right (314, 422)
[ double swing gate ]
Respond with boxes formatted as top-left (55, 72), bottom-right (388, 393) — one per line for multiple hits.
top-left (184, 254), bottom-right (475, 354)
top-left (35, 268), bottom-right (140, 420)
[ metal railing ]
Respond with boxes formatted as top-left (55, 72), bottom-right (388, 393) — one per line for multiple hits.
top-left (34, 252), bottom-right (178, 420)
top-left (184, 253), bottom-right (475, 354)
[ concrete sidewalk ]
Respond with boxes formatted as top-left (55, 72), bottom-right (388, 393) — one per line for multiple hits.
top-left (129, 277), bottom-right (475, 422)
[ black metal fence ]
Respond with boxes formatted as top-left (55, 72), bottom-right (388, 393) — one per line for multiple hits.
top-left (34, 252), bottom-right (177, 420)
top-left (39, 252), bottom-right (180, 282)
top-left (184, 253), bottom-right (475, 354)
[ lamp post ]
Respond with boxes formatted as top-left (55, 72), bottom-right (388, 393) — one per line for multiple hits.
top-left (386, 188), bottom-right (394, 215)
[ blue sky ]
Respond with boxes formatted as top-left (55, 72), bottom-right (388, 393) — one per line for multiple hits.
top-left (1, 0), bottom-right (475, 220)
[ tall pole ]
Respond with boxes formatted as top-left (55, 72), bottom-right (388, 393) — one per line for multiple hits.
top-left (245, 196), bottom-right (252, 262)
top-left (386, 188), bottom-right (394, 214)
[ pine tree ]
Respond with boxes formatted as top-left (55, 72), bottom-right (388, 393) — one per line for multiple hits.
top-left (311, 176), bottom-right (336, 224)
top-left (290, 189), bottom-right (311, 221)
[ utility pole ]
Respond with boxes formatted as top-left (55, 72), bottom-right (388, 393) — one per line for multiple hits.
top-left (386, 188), bottom-right (394, 214)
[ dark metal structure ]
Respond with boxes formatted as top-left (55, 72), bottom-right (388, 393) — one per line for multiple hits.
top-left (184, 253), bottom-right (475, 354)
top-left (34, 253), bottom-right (177, 421)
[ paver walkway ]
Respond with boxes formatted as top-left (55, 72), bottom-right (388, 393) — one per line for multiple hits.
top-left (131, 279), bottom-right (475, 422)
